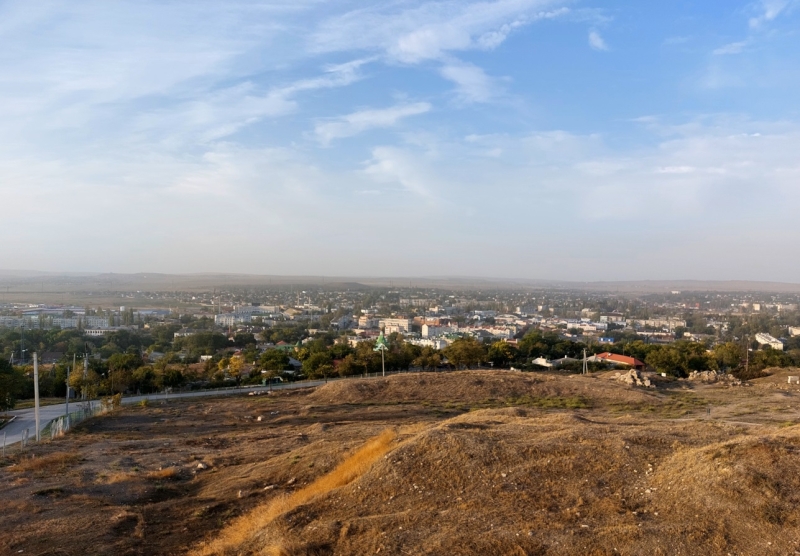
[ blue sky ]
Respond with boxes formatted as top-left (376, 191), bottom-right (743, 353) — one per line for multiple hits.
top-left (1, 0), bottom-right (799, 281)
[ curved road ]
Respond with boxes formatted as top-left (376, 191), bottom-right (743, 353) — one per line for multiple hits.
top-left (2, 379), bottom-right (329, 448)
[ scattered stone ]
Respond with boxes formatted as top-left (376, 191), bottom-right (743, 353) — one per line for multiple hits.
top-left (612, 369), bottom-right (655, 388)
top-left (689, 370), bottom-right (742, 386)
top-left (196, 462), bottom-right (208, 470)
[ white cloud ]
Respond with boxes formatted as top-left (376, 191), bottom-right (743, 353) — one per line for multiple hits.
top-left (308, 1), bottom-right (570, 102)
top-left (440, 62), bottom-right (499, 103)
top-left (363, 146), bottom-right (440, 200)
top-left (749, 0), bottom-right (794, 28)
top-left (712, 41), bottom-right (748, 55)
top-left (310, 1), bottom-right (570, 62)
top-left (314, 102), bottom-right (431, 144)
top-left (588, 30), bottom-right (608, 51)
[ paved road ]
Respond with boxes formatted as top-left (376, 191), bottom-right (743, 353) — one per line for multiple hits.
top-left (1, 379), bottom-right (329, 448)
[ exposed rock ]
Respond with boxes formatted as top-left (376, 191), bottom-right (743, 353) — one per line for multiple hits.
top-left (688, 370), bottom-right (742, 386)
top-left (612, 369), bottom-right (654, 388)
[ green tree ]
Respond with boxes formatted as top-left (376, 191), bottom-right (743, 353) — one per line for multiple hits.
top-left (412, 347), bottom-right (442, 370)
top-left (131, 366), bottom-right (157, 393)
top-left (443, 337), bottom-right (486, 369)
top-left (335, 354), bottom-right (361, 377)
top-left (0, 360), bottom-right (23, 411)
top-left (713, 342), bottom-right (743, 371)
top-left (259, 349), bottom-right (290, 371)
top-left (488, 341), bottom-right (517, 368)
top-left (302, 351), bottom-right (333, 378)
top-left (160, 367), bottom-right (185, 389)
top-left (353, 342), bottom-right (381, 375)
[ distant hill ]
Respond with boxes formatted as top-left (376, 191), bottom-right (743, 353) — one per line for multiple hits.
top-left (0, 270), bottom-right (799, 293)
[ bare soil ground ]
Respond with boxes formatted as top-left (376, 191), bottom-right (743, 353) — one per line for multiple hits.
top-left (2, 370), bottom-right (800, 556)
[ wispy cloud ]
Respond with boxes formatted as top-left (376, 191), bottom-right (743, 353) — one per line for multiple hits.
top-left (749, 0), bottom-right (794, 28)
top-left (309, 1), bottom-right (570, 101)
top-left (131, 58), bottom-right (372, 146)
top-left (363, 146), bottom-right (441, 200)
top-left (310, 1), bottom-right (570, 62)
top-left (314, 102), bottom-right (431, 144)
top-left (588, 30), bottom-right (608, 51)
top-left (713, 40), bottom-right (749, 55)
top-left (440, 61), bottom-right (499, 103)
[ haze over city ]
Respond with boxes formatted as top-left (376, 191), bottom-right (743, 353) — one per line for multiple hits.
top-left (2, 0), bottom-right (799, 281)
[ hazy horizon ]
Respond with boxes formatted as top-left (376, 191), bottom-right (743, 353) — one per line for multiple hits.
top-left (3, 269), bottom-right (800, 295)
top-left (2, 1), bottom-right (799, 281)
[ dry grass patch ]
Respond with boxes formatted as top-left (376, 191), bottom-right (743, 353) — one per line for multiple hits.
top-left (193, 429), bottom-right (397, 556)
top-left (10, 452), bottom-right (81, 475)
top-left (146, 466), bottom-right (181, 481)
top-left (97, 470), bottom-right (139, 484)
top-left (308, 370), bottom-right (654, 409)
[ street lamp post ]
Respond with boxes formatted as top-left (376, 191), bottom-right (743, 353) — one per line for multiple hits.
top-left (374, 329), bottom-right (388, 377)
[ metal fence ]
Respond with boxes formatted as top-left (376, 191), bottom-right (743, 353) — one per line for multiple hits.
top-left (42, 401), bottom-right (106, 440)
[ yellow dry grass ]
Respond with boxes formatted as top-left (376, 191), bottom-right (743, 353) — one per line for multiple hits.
top-left (97, 470), bottom-right (138, 484)
top-left (193, 429), bottom-right (397, 556)
top-left (11, 452), bottom-right (81, 475)
top-left (146, 466), bottom-right (180, 480)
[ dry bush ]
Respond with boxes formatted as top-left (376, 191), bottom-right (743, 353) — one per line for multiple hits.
top-left (193, 429), bottom-right (397, 556)
top-left (11, 452), bottom-right (81, 475)
top-left (146, 466), bottom-right (180, 480)
top-left (98, 470), bottom-right (137, 484)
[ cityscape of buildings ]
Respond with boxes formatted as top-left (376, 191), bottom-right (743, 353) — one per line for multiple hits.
top-left (3, 285), bottom-right (800, 363)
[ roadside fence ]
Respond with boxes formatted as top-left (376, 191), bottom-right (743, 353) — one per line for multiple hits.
top-left (42, 399), bottom-right (118, 440)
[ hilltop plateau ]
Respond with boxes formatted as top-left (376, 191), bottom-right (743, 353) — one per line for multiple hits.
top-left (2, 370), bottom-right (800, 555)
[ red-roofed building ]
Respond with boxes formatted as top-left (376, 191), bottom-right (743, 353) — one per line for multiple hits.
top-left (591, 352), bottom-right (645, 371)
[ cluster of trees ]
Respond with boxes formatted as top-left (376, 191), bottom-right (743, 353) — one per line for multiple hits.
top-left (5, 315), bottom-right (800, 409)
top-left (238, 335), bottom-right (501, 381)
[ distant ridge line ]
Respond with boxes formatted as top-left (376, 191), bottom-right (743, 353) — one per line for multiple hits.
top-left (0, 270), bottom-right (799, 293)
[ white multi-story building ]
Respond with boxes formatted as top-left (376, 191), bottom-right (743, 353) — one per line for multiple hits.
top-left (85, 317), bottom-right (110, 328)
top-left (407, 338), bottom-right (449, 350)
top-left (600, 313), bottom-right (626, 323)
top-left (421, 324), bottom-right (454, 338)
top-left (215, 313), bottom-right (239, 327)
top-left (84, 329), bottom-right (112, 337)
top-left (631, 318), bottom-right (686, 330)
top-left (379, 318), bottom-right (412, 334)
top-left (790, 327), bottom-right (800, 337)
top-left (755, 332), bottom-right (784, 351)
top-left (358, 316), bottom-right (380, 329)
top-left (52, 318), bottom-right (80, 328)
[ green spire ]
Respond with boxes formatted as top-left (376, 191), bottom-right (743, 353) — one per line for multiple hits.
top-left (374, 330), bottom-right (388, 352)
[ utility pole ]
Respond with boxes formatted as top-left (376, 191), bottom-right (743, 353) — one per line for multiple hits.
top-left (745, 345), bottom-right (750, 376)
top-left (65, 362), bottom-right (71, 429)
top-left (83, 353), bottom-right (89, 407)
top-left (33, 353), bottom-right (40, 442)
top-left (582, 348), bottom-right (588, 375)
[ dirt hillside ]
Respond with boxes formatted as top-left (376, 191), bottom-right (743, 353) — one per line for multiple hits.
top-left (3, 370), bottom-right (800, 556)
top-left (308, 370), bottom-right (657, 406)
top-left (207, 407), bottom-right (800, 555)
